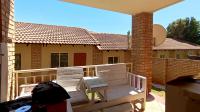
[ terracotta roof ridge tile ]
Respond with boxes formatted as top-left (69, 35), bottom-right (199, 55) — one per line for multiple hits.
top-left (91, 32), bottom-right (127, 36)
top-left (83, 29), bottom-right (100, 45)
top-left (16, 21), bottom-right (87, 31)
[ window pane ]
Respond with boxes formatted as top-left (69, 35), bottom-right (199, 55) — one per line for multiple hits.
top-left (15, 54), bottom-right (21, 70)
top-left (51, 53), bottom-right (59, 68)
top-left (114, 57), bottom-right (118, 63)
top-left (160, 55), bottom-right (165, 58)
top-left (60, 53), bottom-right (68, 67)
top-left (108, 57), bottom-right (113, 64)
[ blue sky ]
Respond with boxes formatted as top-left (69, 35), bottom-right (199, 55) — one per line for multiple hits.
top-left (15, 0), bottom-right (200, 34)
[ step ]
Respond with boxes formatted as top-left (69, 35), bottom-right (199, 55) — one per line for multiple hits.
top-left (103, 103), bottom-right (133, 112)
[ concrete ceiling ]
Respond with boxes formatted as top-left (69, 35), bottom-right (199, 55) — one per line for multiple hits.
top-left (63, 0), bottom-right (182, 15)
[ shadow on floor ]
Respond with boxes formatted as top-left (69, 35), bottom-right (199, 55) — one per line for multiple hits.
top-left (146, 94), bottom-right (155, 102)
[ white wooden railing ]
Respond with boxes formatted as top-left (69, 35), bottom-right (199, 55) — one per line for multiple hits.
top-left (128, 72), bottom-right (146, 92)
top-left (13, 63), bottom-right (132, 97)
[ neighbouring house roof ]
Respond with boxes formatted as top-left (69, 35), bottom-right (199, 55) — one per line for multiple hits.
top-left (91, 33), bottom-right (129, 50)
top-left (15, 22), bottom-right (98, 45)
top-left (15, 22), bottom-right (200, 51)
top-left (153, 38), bottom-right (200, 50)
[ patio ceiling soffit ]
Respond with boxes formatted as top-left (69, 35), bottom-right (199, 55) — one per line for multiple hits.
top-left (62, 0), bottom-right (182, 15)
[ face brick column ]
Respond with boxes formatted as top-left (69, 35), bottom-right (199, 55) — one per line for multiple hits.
top-left (0, 0), bottom-right (15, 101)
top-left (31, 44), bottom-right (41, 69)
top-left (131, 12), bottom-right (153, 93)
top-left (92, 46), bottom-right (103, 65)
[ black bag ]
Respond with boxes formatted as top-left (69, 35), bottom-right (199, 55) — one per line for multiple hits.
top-left (31, 81), bottom-right (70, 112)
top-left (32, 81), bottom-right (70, 104)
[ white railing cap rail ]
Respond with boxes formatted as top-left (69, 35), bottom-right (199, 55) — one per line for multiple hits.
top-left (127, 72), bottom-right (146, 79)
top-left (14, 68), bottom-right (57, 74)
top-left (14, 63), bottom-right (133, 74)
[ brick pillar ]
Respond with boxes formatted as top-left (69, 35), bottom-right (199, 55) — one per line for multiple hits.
top-left (131, 12), bottom-right (153, 93)
top-left (31, 44), bottom-right (41, 69)
top-left (92, 46), bottom-right (103, 65)
top-left (0, 0), bottom-right (15, 101)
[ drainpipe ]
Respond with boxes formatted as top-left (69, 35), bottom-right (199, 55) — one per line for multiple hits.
top-left (127, 31), bottom-right (131, 49)
top-left (0, 59), bottom-right (1, 102)
top-left (0, 44), bottom-right (3, 101)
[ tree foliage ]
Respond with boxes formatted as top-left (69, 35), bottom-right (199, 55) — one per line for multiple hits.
top-left (167, 17), bottom-right (200, 44)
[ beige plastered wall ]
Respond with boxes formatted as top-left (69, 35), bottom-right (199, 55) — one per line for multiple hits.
top-left (102, 50), bottom-right (125, 64)
top-left (15, 44), bottom-right (31, 70)
top-left (16, 44), bottom-right (128, 69)
top-left (16, 44), bottom-right (94, 69)
top-left (41, 44), bottom-right (93, 68)
top-left (153, 50), bottom-right (171, 58)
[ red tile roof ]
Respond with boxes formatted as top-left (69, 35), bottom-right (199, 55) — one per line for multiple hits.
top-left (153, 38), bottom-right (200, 50)
top-left (15, 22), bottom-right (200, 51)
top-left (15, 22), bottom-right (98, 45)
top-left (91, 33), bottom-right (129, 50)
